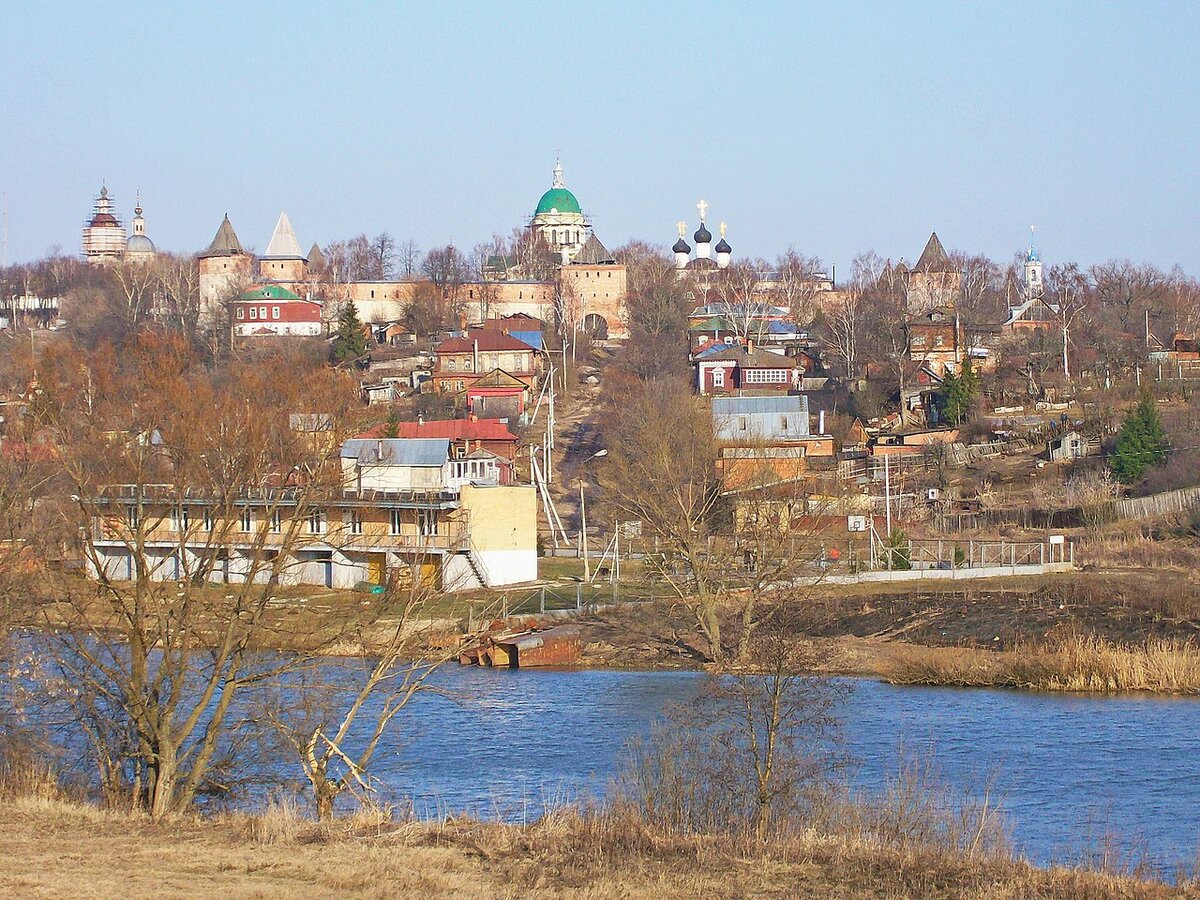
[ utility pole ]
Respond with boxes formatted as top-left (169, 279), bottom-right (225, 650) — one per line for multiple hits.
top-left (579, 448), bottom-right (607, 581)
top-left (884, 453), bottom-right (892, 536)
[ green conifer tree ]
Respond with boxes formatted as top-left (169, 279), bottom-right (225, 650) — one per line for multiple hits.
top-left (332, 302), bottom-right (368, 362)
top-left (1111, 392), bottom-right (1168, 484)
top-left (382, 407), bottom-right (402, 439)
top-left (940, 357), bottom-right (979, 426)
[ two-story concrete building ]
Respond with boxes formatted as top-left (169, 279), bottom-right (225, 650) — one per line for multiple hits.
top-left (87, 438), bottom-right (536, 593)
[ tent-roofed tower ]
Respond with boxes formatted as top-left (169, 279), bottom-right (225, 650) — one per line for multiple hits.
top-left (530, 159), bottom-right (590, 264)
top-left (905, 231), bottom-right (962, 314)
top-left (82, 186), bottom-right (127, 265)
top-left (259, 212), bottom-right (308, 282)
top-left (198, 213), bottom-right (254, 321)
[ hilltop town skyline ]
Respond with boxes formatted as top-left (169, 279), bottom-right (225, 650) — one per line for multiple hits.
top-left (2, 3), bottom-right (1198, 272)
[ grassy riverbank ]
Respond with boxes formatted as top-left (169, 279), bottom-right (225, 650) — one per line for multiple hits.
top-left (0, 791), bottom-right (1189, 898)
top-left (880, 635), bottom-right (1200, 694)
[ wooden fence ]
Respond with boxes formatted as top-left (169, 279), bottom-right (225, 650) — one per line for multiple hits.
top-left (1114, 486), bottom-right (1200, 521)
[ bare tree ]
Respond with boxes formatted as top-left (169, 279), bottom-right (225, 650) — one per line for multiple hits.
top-left (774, 250), bottom-right (825, 326)
top-left (33, 336), bottom-right (361, 817)
top-left (370, 233), bottom-right (398, 281)
top-left (264, 571), bottom-right (468, 819)
top-left (397, 240), bottom-right (421, 278)
top-left (825, 286), bottom-right (861, 380)
top-left (713, 259), bottom-right (771, 342)
top-left (620, 603), bottom-right (848, 840)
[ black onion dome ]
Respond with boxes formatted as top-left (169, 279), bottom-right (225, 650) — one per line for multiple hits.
top-left (694, 223), bottom-right (712, 243)
top-left (673, 238), bottom-right (691, 253)
top-left (715, 238), bottom-right (731, 254)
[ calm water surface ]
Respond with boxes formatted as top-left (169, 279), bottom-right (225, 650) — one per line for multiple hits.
top-left (360, 668), bottom-right (1200, 872)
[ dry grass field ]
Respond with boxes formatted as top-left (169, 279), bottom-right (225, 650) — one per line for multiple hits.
top-left (0, 793), bottom-right (1192, 899)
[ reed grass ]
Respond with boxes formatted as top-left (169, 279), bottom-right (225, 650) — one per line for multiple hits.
top-left (885, 635), bottom-right (1200, 694)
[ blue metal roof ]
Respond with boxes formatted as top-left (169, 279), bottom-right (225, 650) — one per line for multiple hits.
top-left (340, 438), bottom-right (450, 466)
top-left (712, 395), bottom-right (808, 417)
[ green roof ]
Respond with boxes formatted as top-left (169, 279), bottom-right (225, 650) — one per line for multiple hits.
top-left (534, 187), bottom-right (582, 217)
top-left (239, 285), bottom-right (302, 301)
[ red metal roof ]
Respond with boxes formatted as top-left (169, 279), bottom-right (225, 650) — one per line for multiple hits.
top-left (356, 417), bottom-right (518, 442)
top-left (436, 330), bottom-right (536, 354)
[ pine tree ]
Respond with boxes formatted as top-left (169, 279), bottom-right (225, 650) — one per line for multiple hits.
top-left (382, 407), bottom-right (402, 439)
top-left (940, 357), bottom-right (978, 426)
top-left (332, 302), bottom-right (368, 362)
top-left (1111, 392), bottom-right (1168, 484)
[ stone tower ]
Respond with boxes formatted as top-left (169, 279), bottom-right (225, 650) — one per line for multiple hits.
top-left (198, 214), bottom-right (253, 321)
top-left (258, 212), bottom-right (308, 283)
top-left (905, 232), bottom-right (962, 314)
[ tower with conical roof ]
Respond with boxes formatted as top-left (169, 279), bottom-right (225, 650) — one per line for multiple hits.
top-left (82, 186), bottom-right (128, 265)
top-left (198, 213), bottom-right (253, 319)
top-left (530, 159), bottom-right (590, 264)
top-left (905, 231), bottom-right (962, 314)
top-left (258, 212), bottom-right (309, 283)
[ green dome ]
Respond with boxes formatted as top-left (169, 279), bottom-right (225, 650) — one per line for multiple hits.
top-left (534, 187), bottom-right (582, 217)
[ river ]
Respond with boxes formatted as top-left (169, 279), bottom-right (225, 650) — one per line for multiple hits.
top-left (354, 667), bottom-right (1200, 874)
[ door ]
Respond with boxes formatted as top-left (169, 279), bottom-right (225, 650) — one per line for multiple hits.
top-left (367, 553), bottom-right (386, 585)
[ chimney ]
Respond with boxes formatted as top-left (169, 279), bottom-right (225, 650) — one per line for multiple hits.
top-left (469, 412), bottom-right (478, 422)
top-left (418, 415), bottom-right (424, 426)
top-left (818, 409), bottom-right (825, 435)
top-left (746, 339), bottom-right (754, 354)
top-left (375, 439), bottom-right (383, 461)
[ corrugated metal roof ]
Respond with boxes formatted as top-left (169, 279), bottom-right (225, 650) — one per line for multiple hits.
top-left (713, 395), bottom-right (808, 417)
top-left (340, 438), bottom-right (450, 466)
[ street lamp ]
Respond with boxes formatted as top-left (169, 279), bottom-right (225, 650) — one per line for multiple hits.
top-left (579, 449), bottom-right (607, 581)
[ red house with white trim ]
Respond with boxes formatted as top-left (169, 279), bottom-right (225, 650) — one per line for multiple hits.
top-left (231, 285), bottom-right (322, 337)
top-left (696, 342), bottom-right (800, 396)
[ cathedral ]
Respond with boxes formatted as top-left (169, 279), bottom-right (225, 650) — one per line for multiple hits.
top-left (81, 186), bottom-right (157, 265)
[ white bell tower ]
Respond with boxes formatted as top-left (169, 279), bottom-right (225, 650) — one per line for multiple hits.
top-left (1024, 225), bottom-right (1044, 299)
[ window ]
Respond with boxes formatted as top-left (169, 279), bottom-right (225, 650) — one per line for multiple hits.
top-left (712, 368), bottom-right (725, 388)
top-left (126, 503), bottom-right (139, 529)
top-left (249, 307), bottom-right (257, 320)
top-left (743, 369), bottom-right (788, 384)
top-left (239, 508), bottom-right (253, 533)
top-left (389, 508), bottom-right (403, 535)
top-left (349, 509), bottom-right (363, 535)
top-left (179, 506), bottom-right (190, 531)
top-left (447, 359), bottom-right (456, 371)
top-left (308, 510), bottom-right (325, 534)
top-left (269, 510), bottom-right (282, 534)
top-left (272, 306), bottom-right (280, 319)
top-left (203, 508), bottom-right (213, 531)
top-left (781, 416), bottom-right (789, 430)
top-left (236, 307), bottom-right (244, 320)
top-left (418, 508), bottom-right (437, 537)
top-left (259, 306), bottom-right (267, 319)
top-left (738, 416), bottom-right (748, 431)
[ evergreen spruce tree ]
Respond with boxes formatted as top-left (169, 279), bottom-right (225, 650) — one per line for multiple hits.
top-left (332, 302), bottom-right (368, 362)
top-left (1111, 392), bottom-right (1168, 484)
top-left (940, 357), bottom-right (979, 426)
top-left (382, 407), bottom-right (402, 439)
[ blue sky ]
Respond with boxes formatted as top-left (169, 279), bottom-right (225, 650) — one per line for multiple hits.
top-left (2, 1), bottom-right (1197, 274)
